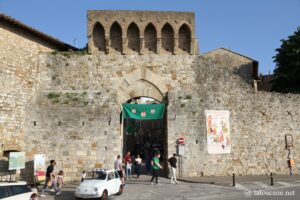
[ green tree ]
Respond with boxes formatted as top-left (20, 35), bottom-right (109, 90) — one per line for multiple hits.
top-left (271, 27), bottom-right (300, 93)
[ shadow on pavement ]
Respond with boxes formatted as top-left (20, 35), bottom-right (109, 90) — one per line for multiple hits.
top-left (53, 191), bottom-right (75, 200)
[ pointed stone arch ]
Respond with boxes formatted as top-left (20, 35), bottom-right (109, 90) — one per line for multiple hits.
top-left (178, 24), bottom-right (191, 54)
top-left (110, 22), bottom-right (122, 54)
top-left (161, 23), bottom-right (174, 54)
top-left (127, 22), bottom-right (140, 54)
top-left (92, 22), bottom-right (105, 53)
top-left (117, 67), bottom-right (168, 106)
top-left (144, 23), bottom-right (157, 54)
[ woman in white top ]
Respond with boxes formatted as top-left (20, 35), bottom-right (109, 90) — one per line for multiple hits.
top-left (135, 154), bottom-right (142, 178)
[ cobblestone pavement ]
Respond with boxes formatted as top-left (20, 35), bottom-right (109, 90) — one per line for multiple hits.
top-left (39, 175), bottom-right (300, 200)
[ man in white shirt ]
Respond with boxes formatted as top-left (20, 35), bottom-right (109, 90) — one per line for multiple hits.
top-left (114, 155), bottom-right (124, 185)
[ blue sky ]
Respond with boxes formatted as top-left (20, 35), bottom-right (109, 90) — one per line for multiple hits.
top-left (0, 0), bottom-right (299, 74)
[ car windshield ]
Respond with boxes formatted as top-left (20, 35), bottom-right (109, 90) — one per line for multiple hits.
top-left (93, 171), bottom-right (107, 180)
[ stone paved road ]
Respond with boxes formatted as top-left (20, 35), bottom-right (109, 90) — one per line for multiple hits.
top-left (39, 176), bottom-right (300, 200)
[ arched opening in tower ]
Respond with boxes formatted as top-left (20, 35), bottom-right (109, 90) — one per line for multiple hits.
top-left (92, 22), bottom-right (105, 53)
top-left (161, 23), bottom-right (174, 55)
top-left (178, 24), bottom-right (191, 54)
top-left (110, 22), bottom-right (122, 54)
top-left (144, 23), bottom-right (157, 54)
top-left (127, 23), bottom-right (140, 54)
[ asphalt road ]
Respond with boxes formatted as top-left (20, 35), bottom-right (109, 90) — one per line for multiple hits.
top-left (39, 176), bottom-right (300, 200)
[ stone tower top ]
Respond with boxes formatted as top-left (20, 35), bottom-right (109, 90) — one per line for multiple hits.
top-left (87, 10), bottom-right (197, 55)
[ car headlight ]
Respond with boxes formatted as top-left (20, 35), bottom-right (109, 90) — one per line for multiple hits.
top-left (76, 187), bottom-right (80, 191)
top-left (94, 187), bottom-right (98, 192)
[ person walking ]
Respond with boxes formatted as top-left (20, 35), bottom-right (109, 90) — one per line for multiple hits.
top-left (55, 170), bottom-right (64, 195)
top-left (168, 153), bottom-right (179, 184)
top-left (135, 154), bottom-right (142, 178)
top-left (150, 152), bottom-right (163, 185)
top-left (40, 160), bottom-right (56, 197)
top-left (124, 151), bottom-right (132, 180)
top-left (114, 155), bottom-right (124, 185)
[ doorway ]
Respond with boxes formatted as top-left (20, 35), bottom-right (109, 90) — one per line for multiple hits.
top-left (121, 97), bottom-right (168, 173)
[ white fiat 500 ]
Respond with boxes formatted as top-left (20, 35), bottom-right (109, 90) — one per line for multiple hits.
top-left (0, 181), bottom-right (38, 200)
top-left (74, 169), bottom-right (123, 200)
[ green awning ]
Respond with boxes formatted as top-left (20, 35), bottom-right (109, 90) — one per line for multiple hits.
top-left (122, 103), bottom-right (165, 120)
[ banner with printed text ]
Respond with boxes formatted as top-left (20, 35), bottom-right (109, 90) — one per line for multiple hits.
top-left (205, 110), bottom-right (231, 154)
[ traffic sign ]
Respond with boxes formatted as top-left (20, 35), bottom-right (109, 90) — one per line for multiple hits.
top-left (177, 137), bottom-right (185, 145)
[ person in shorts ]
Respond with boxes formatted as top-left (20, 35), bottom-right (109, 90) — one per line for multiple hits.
top-left (114, 155), bottom-right (124, 185)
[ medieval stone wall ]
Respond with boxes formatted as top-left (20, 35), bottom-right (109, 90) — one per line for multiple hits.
top-left (21, 50), bottom-right (300, 181)
top-left (172, 50), bottom-right (300, 177)
top-left (23, 53), bottom-right (196, 181)
top-left (1, 48), bottom-right (299, 182)
top-left (0, 25), bottom-right (56, 180)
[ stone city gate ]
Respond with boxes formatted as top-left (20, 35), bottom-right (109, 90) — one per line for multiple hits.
top-left (1, 10), bottom-right (299, 183)
top-left (117, 67), bottom-right (170, 170)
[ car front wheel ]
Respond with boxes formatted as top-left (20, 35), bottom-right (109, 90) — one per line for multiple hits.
top-left (117, 185), bottom-right (123, 195)
top-left (101, 190), bottom-right (108, 200)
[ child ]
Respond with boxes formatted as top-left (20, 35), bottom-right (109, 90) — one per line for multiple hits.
top-left (81, 171), bottom-right (86, 182)
top-left (55, 170), bottom-right (64, 195)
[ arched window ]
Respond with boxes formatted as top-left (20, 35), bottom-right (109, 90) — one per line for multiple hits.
top-left (178, 24), bottom-right (191, 54)
top-left (127, 22), bottom-right (140, 54)
top-left (144, 23), bottom-right (157, 54)
top-left (110, 22), bottom-right (122, 54)
top-left (92, 22), bottom-right (105, 53)
top-left (161, 23), bottom-right (174, 54)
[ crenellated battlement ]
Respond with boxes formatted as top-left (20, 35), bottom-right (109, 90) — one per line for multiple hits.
top-left (87, 10), bottom-right (198, 55)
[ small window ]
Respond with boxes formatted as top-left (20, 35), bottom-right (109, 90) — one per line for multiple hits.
top-left (108, 172), bottom-right (115, 180)
top-left (94, 171), bottom-right (107, 180)
top-left (10, 185), bottom-right (31, 196)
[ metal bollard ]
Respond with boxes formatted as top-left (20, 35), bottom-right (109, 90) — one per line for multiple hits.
top-left (233, 173), bottom-right (236, 187)
top-left (270, 173), bottom-right (274, 186)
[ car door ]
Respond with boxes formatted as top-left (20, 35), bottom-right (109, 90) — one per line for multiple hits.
top-left (107, 172), bottom-right (115, 195)
top-left (114, 171), bottom-right (121, 193)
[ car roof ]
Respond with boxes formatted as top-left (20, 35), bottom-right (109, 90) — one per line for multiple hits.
top-left (0, 181), bottom-right (27, 186)
top-left (93, 168), bottom-right (116, 173)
